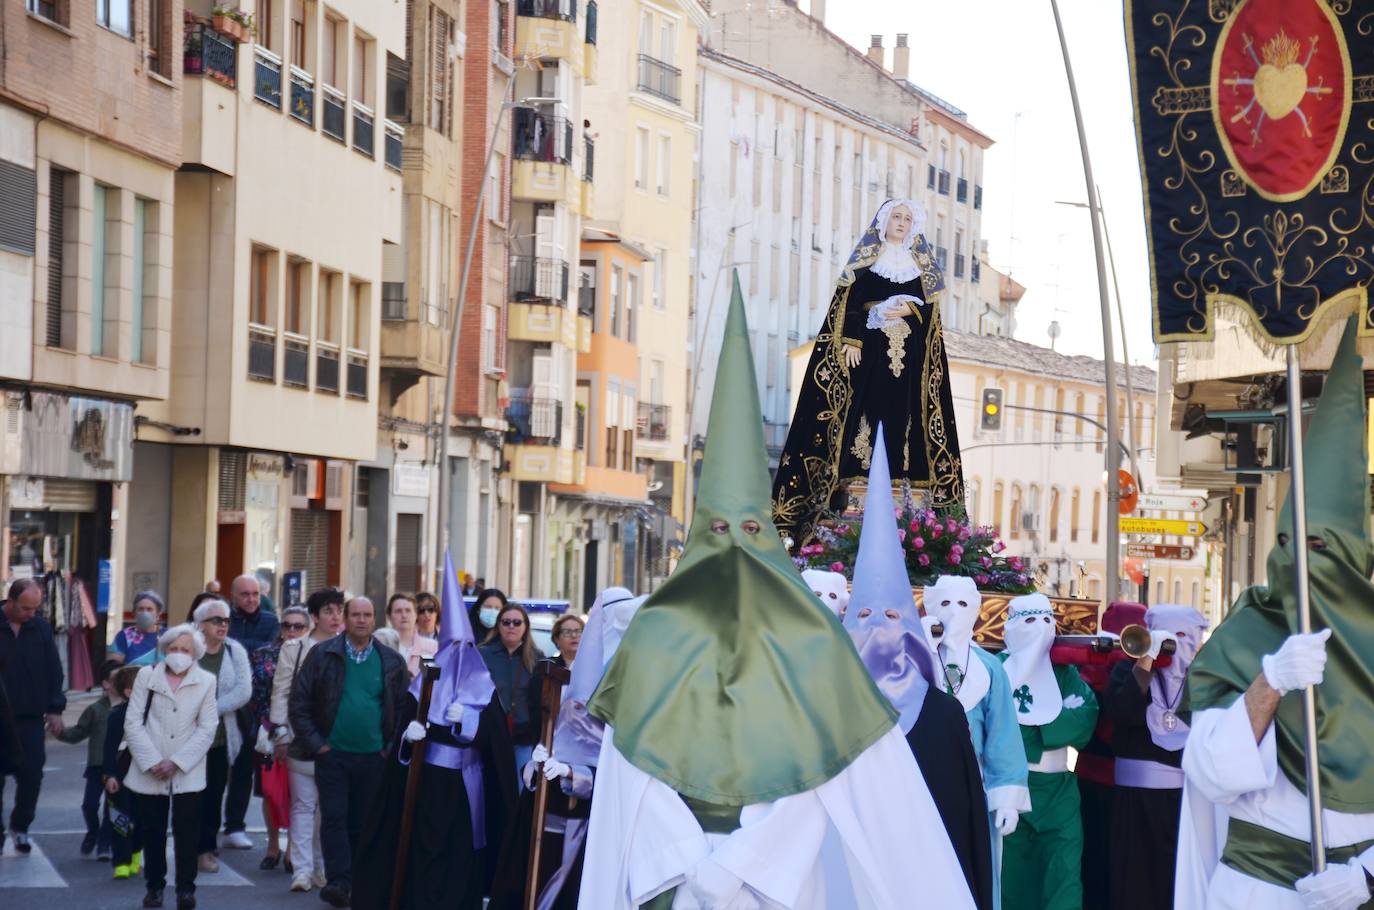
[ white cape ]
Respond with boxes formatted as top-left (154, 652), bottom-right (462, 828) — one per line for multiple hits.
top-left (579, 725), bottom-right (976, 909)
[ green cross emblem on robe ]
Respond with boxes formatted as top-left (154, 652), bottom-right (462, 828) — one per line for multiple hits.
top-left (1013, 684), bottom-right (1034, 714)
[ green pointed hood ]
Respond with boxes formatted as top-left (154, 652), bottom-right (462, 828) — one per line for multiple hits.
top-left (1188, 315), bottom-right (1374, 812)
top-left (589, 272), bottom-right (897, 806)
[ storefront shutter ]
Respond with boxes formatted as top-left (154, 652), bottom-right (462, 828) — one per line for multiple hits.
top-left (394, 513), bottom-right (422, 594)
top-left (289, 509), bottom-right (330, 595)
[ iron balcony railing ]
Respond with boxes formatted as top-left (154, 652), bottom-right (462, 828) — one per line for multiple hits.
top-left (517, 0), bottom-right (575, 22)
top-left (937, 169), bottom-right (951, 196)
top-left (512, 108), bottom-right (573, 164)
top-left (583, 137), bottom-right (594, 182)
top-left (184, 23), bottom-right (237, 87)
top-left (254, 46), bottom-right (283, 109)
top-left (352, 101), bottom-right (375, 158)
top-left (284, 334), bottom-right (309, 387)
top-left (586, 0), bottom-right (598, 44)
top-left (384, 120), bottom-right (404, 172)
top-left (316, 344), bottom-right (340, 393)
top-left (637, 54), bottom-right (681, 105)
top-left (248, 325), bottom-right (276, 381)
top-left (381, 282), bottom-right (406, 320)
top-left (289, 66), bottom-right (314, 125)
top-left (927, 164), bottom-right (936, 189)
top-left (506, 393), bottom-right (563, 444)
top-left (321, 85), bottom-right (346, 142)
top-left (637, 402), bottom-right (670, 442)
top-left (954, 252), bottom-right (966, 278)
top-left (936, 246), bottom-right (949, 269)
top-left (956, 176), bottom-right (968, 203)
top-left (510, 255), bottom-right (570, 303)
top-left (577, 284), bottom-right (594, 318)
top-left (974, 184), bottom-right (983, 209)
top-left (971, 258), bottom-right (982, 284)
top-left (346, 350), bottom-right (368, 399)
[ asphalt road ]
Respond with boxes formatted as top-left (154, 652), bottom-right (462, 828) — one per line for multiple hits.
top-left (0, 692), bottom-right (307, 910)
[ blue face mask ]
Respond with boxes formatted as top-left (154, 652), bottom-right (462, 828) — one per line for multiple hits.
top-left (479, 607), bottom-right (500, 629)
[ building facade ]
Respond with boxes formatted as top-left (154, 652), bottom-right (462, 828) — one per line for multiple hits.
top-left (129, 0), bottom-right (404, 610)
top-left (0, 0), bottom-right (183, 669)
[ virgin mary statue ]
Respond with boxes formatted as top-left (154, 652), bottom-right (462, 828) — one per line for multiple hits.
top-left (772, 199), bottom-right (964, 545)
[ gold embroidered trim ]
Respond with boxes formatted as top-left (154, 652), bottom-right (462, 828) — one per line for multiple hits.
top-left (850, 415), bottom-right (873, 471)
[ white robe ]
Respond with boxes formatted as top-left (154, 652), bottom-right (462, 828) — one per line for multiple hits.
top-left (578, 725), bottom-right (976, 910)
top-left (1177, 696), bottom-right (1374, 908)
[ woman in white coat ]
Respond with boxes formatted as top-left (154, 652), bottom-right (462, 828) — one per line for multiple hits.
top-left (189, 599), bottom-right (250, 873)
top-left (124, 624), bottom-right (220, 910)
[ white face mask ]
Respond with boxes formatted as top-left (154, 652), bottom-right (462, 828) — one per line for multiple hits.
top-left (479, 607), bottom-right (500, 629)
top-left (164, 652), bottom-right (194, 674)
top-left (922, 577), bottom-right (982, 646)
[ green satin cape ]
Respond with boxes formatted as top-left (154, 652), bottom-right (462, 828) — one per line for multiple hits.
top-left (1186, 316), bottom-right (1374, 813)
top-left (590, 272), bottom-right (898, 806)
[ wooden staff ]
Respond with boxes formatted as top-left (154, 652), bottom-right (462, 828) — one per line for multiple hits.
top-left (525, 660), bottom-right (572, 910)
top-left (389, 662), bottom-right (441, 910)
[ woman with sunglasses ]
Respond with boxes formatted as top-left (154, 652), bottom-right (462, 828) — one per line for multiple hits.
top-left (479, 601), bottom-right (546, 771)
top-left (384, 594), bottom-right (438, 679)
top-left (413, 592), bottom-right (440, 640)
top-left (189, 599), bottom-right (250, 875)
top-left (247, 605), bottom-right (310, 872)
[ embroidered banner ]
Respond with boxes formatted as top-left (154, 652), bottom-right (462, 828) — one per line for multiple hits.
top-left (1126, 0), bottom-right (1374, 343)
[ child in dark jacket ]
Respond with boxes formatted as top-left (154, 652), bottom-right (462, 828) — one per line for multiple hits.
top-left (58, 659), bottom-right (121, 858)
top-left (102, 665), bottom-right (143, 879)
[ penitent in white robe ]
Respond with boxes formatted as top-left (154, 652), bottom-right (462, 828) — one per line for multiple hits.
top-left (1176, 696), bottom-right (1374, 908)
top-left (579, 725), bottom-right (977, 910)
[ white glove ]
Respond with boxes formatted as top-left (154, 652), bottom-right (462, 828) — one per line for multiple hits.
top-left (686, 857), bottom-right (758, 910)
top-left (402, 721), bottom-right (427, 743)
top-left (531, 743), bottom-right (550, 765)
top-left (1295, 856), bottom-right (1371, 910)
top-left (521, 761), bottom-right (538, 791)
top-left (542, 757), bottom-right (572, 781)
top-left (1146, 630), bottom-right (1177, 660)
top-left (1263, 629), bottom-right (1332, 695)
top-left (994, 806), bottom-right (1019, 837)
top-left (1062, 694), bottom-right (1086, 710)
top-left (444, 702), bottom-right (463, 725)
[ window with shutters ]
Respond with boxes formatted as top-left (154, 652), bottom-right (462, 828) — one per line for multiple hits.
top-left (219, 451), bottom-right (247, 512)
top-left (395, 513), bottom-right (423, 593)
top-left (45, 168), bottom-right (68, 348)
top-left (0, 159), bottom-right (37, 257)
top-left (429, 6), bottom-right (453, 135)
top-left (91, 186), bottom-right (112, 358)
top-left (290, 0), bottom-right (306, 68)
top-left (290, 509), bottom-right (330, 592)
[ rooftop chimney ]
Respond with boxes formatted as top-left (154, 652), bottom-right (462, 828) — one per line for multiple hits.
top-left (867, 34), bottom-right (884, 69)
top-left (811, 0), bottom-right (826, 25)
top-left (893, 34), bottom-right (910, 80)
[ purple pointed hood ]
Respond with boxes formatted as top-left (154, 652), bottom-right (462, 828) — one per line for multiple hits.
top-left (409, 552), bottom-right (495, 724)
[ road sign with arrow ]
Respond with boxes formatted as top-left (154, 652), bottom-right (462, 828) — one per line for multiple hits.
top-left (1120, 517), bottom-right (1208, 537)
top-left (1135, 493), bottom-right (1207, 512)
top-left (1125, 543), bottom-right (1196, 561)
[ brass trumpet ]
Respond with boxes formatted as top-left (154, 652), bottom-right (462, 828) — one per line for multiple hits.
top-left (1120, 624), bottom-right (1177, 659)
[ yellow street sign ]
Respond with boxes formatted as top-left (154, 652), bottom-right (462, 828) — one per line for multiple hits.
top-left (1120, 517), bottom-right (1208, 537)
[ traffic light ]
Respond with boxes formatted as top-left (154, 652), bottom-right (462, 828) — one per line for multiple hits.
top-left (981, 387), bottom-right (1004, 432)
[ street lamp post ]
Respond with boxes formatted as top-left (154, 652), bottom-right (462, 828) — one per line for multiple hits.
top-left (1048, 0), bottom-right (1122, 609)
top-left (434, 86), bottom-right (559, 575)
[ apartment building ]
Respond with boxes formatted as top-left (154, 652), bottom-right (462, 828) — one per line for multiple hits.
top-left (498, 0), bottom-right (595, 598)
top-left (0, 0), bottom-right (183, 665)
top-left (577, 0), bottom-right (706, 597)
top-left (129, 0), bottom-right (404, 609)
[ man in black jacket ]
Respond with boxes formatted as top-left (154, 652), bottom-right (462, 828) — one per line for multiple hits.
top-left (0, 578), bottom-right (66, 854)
top-left (288, 596), bottom-right (408, 908)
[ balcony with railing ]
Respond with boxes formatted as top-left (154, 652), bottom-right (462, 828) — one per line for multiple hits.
top-left (289, 66), bottom-right (314, 125)
top-left (380, 282), bottom-right (446, 377)
top-left (514, 0), bottom-right (581, 70)
top-left (971, 258), bottom-right (981, 284)
top-left (346, 350), bottom-right (368, 399)
top-left (517, 0), bottom-right (575, 21)
top-left (384, 120), bottom-right (404, 172)
top-left (316, 344), bottom-right (340, 393)
top-left (284, 334), bottom-right (309, 387)
top-left (321, 85), bottom-right (346, 142)
top-left (586, 0), bottom-right (598, 44)
top-left (513, 109), bottom-right (573, 164)
top-left (974, 184), bottom-right (983, 209)
top-left (248, 325), bottom-right (276, 382)
top-left (583, 138), bottom-right (594, 182)
top-left (936, 246), bottom-right (949, 269)
top-left (637, 54), bottom-right (681, 105)
top-left (927, 164), bottom-right (936, 189)
top-left (511, 256), bottom-right (570, 303)
top-left (636, 402), bottom-right (670, 442)
top-left (583, 0), bottom-right (599, 83)
top-left (352, 102), bottom-right (375, 157)
top-left (254, 46), bottom-right (283, 109)
top-left (956, 177), bottom-right (968, 203)
top-left (184, 22), bottom-right (237, 87)
top-left (506, 393), bottom-right (563, 444)
top-left (937, 169), bottom-right (950, 196)
top-left (954, 252), bottom-right (966, 278)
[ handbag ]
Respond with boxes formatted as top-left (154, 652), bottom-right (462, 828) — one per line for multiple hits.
top-left (260, 756), bottom-right (291, 825)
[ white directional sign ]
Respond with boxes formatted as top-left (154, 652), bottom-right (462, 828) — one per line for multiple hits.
top-left (1136, 493), bottom-right (1207, 512)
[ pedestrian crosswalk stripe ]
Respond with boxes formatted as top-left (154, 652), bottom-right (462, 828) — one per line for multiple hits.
top-left (164, 848), bottom-right (253, 887)
top-left (0, 838), bottom-right (68, 887)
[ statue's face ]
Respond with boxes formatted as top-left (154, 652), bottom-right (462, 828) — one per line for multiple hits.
top-left (883, 205), bottom-right (914, 244)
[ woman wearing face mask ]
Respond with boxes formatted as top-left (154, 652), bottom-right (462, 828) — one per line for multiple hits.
top-left (190, 599), bottom-right (251, 875)
top-left (384, 594), bottom-right (438, 679)
top-left (470, 587), bottom-right (506, 642)
top-left (413, 592), bottom-right (440, 640)
top-left (113, 592), bottom-right (165, 667)
top-left (479, 601), bottom-right (545, 771)
top-left (123, 624), bottom-right (220, 910)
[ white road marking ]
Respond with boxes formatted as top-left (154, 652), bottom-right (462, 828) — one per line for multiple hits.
top-left (0, 838), bottom-right (68, 887)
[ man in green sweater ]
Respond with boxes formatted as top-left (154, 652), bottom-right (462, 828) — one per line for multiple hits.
top-left (288, 596), bottom-right (408, 909)
top-left (998, 593), bottom-right (1099, 910)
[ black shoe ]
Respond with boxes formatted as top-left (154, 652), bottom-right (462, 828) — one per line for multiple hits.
top-left (13, 832), bottom-right (31, 854)
top-left (80, 833), bottom-right (96, 856)
top-left (175, 891), bottom-right (196, 910)
top-left (319, 883), bottom-right (350, 908)
top-left (142, 888), bottom-right (164, 908)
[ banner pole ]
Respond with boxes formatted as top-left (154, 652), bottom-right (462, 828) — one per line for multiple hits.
top-left (1284, 345), bottom-right (1326, 873)
top-left (1048, 0), bottom-right (1122, 610)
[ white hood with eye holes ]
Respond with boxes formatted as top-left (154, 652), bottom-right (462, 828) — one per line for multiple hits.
top-left (921, 576), bottom-right (990, 710)
top-left (1002, 593), bottom-right (1062, 726)
top-left (802, 569), bottom-right (850, 618)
